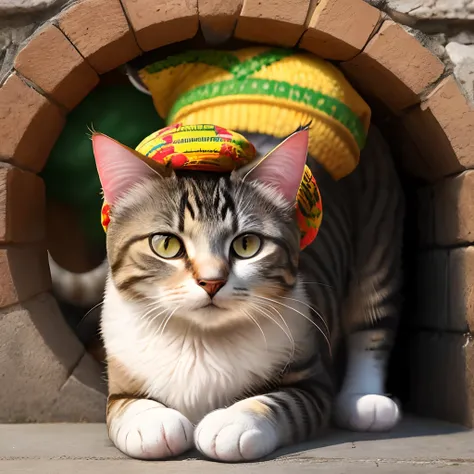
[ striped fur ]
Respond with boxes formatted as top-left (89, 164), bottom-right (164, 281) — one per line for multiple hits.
top-left (50, 125), bottom-right (404, 461)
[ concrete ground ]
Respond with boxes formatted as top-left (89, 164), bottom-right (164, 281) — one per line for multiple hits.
top-left (1, 416), bottom-right (473, 473)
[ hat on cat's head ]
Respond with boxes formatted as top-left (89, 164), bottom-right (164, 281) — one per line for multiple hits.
top-left (133, 46), bottom-right (371, 181)
top-left (98, 124), bottom-right (322, 250)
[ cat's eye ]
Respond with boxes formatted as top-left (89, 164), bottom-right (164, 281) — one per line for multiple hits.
top-left (150, 234), bottom-right (184, 259)
top-left (232, 234), bottom-right (262, 259)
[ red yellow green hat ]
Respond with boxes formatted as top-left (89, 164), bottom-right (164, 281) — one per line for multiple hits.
top-left (101, 124), bottom-right (322, 250)
top-left (136, 47), bottom-right (371, 180)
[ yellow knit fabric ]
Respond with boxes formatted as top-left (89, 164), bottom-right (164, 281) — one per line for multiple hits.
top-left (139, 47), bottom-right (371, 180)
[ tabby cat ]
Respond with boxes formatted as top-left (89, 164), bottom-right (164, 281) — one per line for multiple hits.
top-left (49, 122), bottom-right (404, 462)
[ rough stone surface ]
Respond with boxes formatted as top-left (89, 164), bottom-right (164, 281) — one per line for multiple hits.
top-left (1, 417), bottom-right (474, 471)
top-left (341, 21), bottom-right (445, 113)
top-left (402, 75), bottom-right (474, 181)
top-left (445, 42), bottom-right (474, 102)
top-left (0, 293), bottom-right (86, 422)
top-left (58, 0), bottom-right (141, 74)
top-left (366, 0), bottom-right (474, 19)
top-left (14, 23), bottom-right (99, 110)
top-left (0, 73), bottom-right (65, 172)
top-left (409, 331), bottom-right (474, 428)
top-left (0, 167), bottom-right (45, 244)
top-left (49, 353), bottom-right (107, 422)
top-left (234, 0), bottom-right (311, 47)
top-left (300, 0), bottom-right (381, 61)
top-left (120, 0), bottom-right (199, 52)
top-left (0, 246), bottom-right (51, 308)
top-left (0, 0), bottom-right (66, 15)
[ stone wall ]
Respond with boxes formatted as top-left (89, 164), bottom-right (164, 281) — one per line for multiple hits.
top-left (366, 1), bottom-right (474, 101)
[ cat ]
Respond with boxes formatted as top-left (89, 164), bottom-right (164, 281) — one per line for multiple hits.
top-left (49, 121), bottom-right (404, 462)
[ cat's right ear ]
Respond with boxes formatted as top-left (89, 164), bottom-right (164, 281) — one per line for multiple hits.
top-left (92, 133), bottom-right (171, 205)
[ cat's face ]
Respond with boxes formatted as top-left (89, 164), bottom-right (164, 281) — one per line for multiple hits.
top-left (93, 129), bottom-right (309, 330)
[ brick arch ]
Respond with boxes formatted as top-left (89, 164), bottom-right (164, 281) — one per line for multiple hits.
top-left (0, 0), bottom-right (473, 423)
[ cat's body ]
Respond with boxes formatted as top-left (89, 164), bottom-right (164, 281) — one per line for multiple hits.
top-left (50, 122), bottom-right (404, 461)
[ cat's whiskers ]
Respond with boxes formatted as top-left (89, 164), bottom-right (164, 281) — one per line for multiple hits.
top-left (276, 295), bottom-right (330, 337)
top-left (242, 309), bottom-right (268, 349)
top-left (247, 301), bottom-right (295, 362)
top-left (254, 295), bottom-right (332, 357)
top-left (260, 284), bottom-right (331, 338)
top-left (141, 307), bottom-right (169, 332)
top-left (158, 305), bottom-right (181, 337)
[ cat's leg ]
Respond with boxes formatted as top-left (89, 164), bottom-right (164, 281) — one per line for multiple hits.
top-left (106, 360), bottom-right (194, 460)
top-left (195, 375), bottom-right (333, 462)
top-left (335, 129), bottom-right (404, 433)
top-left (334, 328), bottom-right (401, 432)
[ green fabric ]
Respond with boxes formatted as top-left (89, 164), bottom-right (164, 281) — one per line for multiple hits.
top-left (150, 48), bottom-right (366, 150)
top-left (169, 77), bottom-right (366, 150)
top-left (144, 48), bottom-right (294, 77)
top-left (40, 83), bottom-right (164, 246)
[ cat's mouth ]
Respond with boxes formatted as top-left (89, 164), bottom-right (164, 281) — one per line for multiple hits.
top-left (198, 301), bottom-right (225, 311)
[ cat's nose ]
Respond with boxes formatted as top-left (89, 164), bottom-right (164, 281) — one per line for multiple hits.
top-left (197, 279), bottom-right (226, 297)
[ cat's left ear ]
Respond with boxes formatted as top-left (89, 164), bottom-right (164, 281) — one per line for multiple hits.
top-left (92, 133), bottom-right (172, 205)
top-left (237, 126), bottom-right (309, 203)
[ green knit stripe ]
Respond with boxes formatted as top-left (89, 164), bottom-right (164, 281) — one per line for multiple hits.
top-left (143, 48), bottom-right (294, 78)
top-left (169, 78), bottom-right (366, 150)
top-left (144, 50), bottom-right (241, 74)
top-left (229, 48), bottom-right (294, 80)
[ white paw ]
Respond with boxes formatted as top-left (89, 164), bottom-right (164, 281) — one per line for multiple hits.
top-left (110, 400), bottom-right (194, 460)
top-left (334, 393), bottom-right (401, 432)
top-left (195, 407), bottom-right (279, 462)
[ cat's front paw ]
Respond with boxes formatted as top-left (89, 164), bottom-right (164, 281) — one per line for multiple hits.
top-left (195, 405), bottom-right (279, 462)
top-left (109, 399), bottom-right (194, 460)
top-left (334, 393), bottom-right (401, 432)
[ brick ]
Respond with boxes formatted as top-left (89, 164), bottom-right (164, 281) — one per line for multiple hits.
top-left (0, 168), bottom-right (45, 244)
top-left (234, 0), bottom-right (311, 47)
top-left (0, 246), bottom-right (51, 308)
top-left (58, 0), bottom-right (141, 75)
top-left (50, 353), bottom-right (106, 422)
top-left (121, 0), bottom-right (199, 52)
top-left (432, 171), bottom-right (474, 246)
top-left (0, 293), bottom-right (85, 422)
top-left (341, 21), bottom-right (444, 113)
top-left (408, 331), bottom-right (474, 428)
top-left (0, 74), bottom-right (65, 173)
top-left (402, 76), bottom-right (474, 181)
top-left (299, 0), bottom-right (380, 61)
top-left (414, 248), bottom-right (474, 333)
top-left (198, 0), bottom-right (243, 44)
top-left (14, 23), bottom-right (99, 110)
top-left (449, 247), bottom-right (474, 333)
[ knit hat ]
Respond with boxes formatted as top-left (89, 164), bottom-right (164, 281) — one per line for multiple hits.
top-left (137, 47), bottom-right (371, 180)
top-left (100, 124), bottom-right (323, 250)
